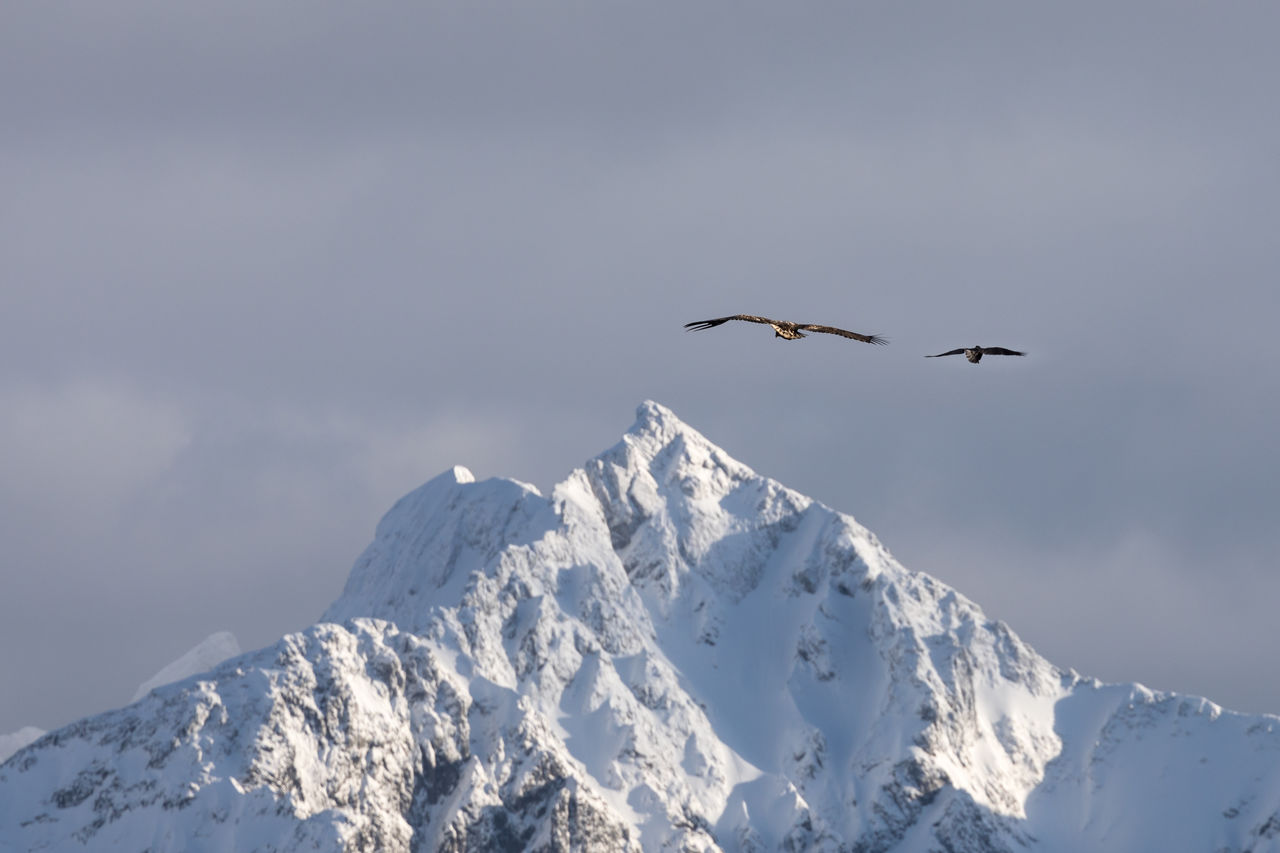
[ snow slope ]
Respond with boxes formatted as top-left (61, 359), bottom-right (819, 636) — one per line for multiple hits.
top-left (131, 630), bottom-right (242, 703)
top-left (2, 401), bottom-right (1278, 851)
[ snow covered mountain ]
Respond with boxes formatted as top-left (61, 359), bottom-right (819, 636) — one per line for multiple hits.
top-left (2, 401), bottom-right (1278, 852)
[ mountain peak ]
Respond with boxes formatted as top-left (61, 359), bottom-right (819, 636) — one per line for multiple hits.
top-left (631, 398), bottom-right (680, 433)
top-left (5, 401), bottom-right (1280, 852)
top-left (605, 399), bottom-right (759, 508)
top-left (627, 398), bottom-right (742, 455)
top-left (625, 399), bottom-right (704, 447)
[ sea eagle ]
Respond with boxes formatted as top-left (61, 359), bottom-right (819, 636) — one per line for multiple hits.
top-left (925, 346), bottom-right (1025, 363)
top-left (684, 314), bottom-right (887, 345)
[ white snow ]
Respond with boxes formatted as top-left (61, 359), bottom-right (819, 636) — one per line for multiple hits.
top-left (0, 726), bottom-right (44, 764)
top-left (3, 400), bottom-right (1279, 852)
top-left (131, 630), bottom-right (242, 702)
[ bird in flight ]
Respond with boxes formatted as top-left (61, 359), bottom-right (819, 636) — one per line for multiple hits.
top-left (925, 345), bottom-right (1025, 363)
top-left (684, 314), bottom-right (887, 345)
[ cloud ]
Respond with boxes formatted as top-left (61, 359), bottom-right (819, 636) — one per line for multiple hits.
top-left (0, 381), bottom-right (191, 524)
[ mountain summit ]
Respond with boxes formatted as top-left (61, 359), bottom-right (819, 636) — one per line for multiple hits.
top-left (3, 401), bottom-right (1278, 851)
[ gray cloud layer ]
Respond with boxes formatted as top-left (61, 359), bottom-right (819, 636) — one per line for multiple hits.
top-left (3, 3), bottom-right (1278, 733)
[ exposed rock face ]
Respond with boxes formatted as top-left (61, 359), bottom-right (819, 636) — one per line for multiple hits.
top-left (3, 401), bottom-right (1279, 852)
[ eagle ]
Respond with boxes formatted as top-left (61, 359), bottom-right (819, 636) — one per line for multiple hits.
top-left (684, 314), bottom-right (887, 345)
top-left (925, 345), bottom-right (1025, 363)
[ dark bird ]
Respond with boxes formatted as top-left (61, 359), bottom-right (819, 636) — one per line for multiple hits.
top-left (925, 346), bottom-right (1025, 363)
top-left (684, 314), bottom-right (887, 345)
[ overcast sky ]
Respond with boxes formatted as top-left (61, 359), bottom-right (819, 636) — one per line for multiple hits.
top-left (3, 3), bottom-right (1279, 736)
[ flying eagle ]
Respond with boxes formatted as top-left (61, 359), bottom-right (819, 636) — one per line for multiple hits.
top-left (925, 346), bottom-right (1025, 363)
top-left (684, 314), bottom-right (887, 345)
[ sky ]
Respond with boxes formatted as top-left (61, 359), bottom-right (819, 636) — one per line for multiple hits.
top-left (3, 2), bottom-right (1279, 736)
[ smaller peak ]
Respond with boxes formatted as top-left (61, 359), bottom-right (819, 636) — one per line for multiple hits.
top-left (375, 465), bottom-right (483, 538)
top-left (131, 631), bottom-right (242, 703)
top-left (423, 465), bottom-right (476, 485)
top-left (396, 465), bottom-right (477, 506)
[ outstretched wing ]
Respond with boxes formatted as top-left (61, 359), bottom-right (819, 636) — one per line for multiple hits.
top-left (795, 324), bottom-right (888, 345)
top-left (684, 314), bottom-right (778, 332)
top-left (983, 347), bottom-right (1026, 357)
top-left (925, 348), bottom-right (967, 358)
